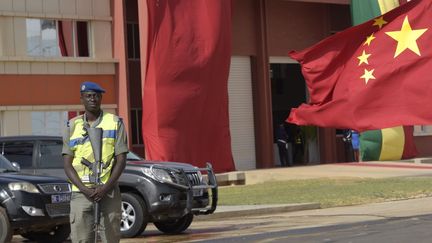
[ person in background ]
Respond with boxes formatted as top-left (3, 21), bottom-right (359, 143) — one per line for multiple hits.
top-left (276, 123), bottom-right (291, 167)
top-left (293, 126), bottom-right (305, 164)
top-left (351, 130), bottom-right (360, 162)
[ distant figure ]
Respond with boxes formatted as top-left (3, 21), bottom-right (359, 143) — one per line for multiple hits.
top-left (293, 127), bottom-right (305, 164)
top-left (351, 130), bottom-right (360, 162)
top-left (276, 123), bottom-right (292, 167)
top-left (343, 129), bottom-right (354, 162)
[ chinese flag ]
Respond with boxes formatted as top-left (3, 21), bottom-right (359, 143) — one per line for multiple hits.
top-left (288, 0), bottom-right (432, 132)
top-left (143, 0), bottom-right (235, 172)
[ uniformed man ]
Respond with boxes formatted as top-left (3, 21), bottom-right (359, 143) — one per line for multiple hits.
top-left (63, 81), bottom-right (128, 243)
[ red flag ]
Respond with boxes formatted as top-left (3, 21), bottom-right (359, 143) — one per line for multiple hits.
top-left (287, 0), bottom-right (432, 132)
top-left (143, 0), bottom-right (235, 172)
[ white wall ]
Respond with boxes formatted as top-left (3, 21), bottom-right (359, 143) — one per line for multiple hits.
top-left (228, 56), bottom-right (256, 170)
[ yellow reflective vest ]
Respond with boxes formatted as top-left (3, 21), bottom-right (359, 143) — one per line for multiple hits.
top-left (68, 112), bottom-right (119, 191)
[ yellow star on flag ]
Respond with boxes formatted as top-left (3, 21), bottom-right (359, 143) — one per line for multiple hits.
top-left (373, 16), bottom-right (388, 29)
top-left (385, 16), bottom-right (428, 58)
top-left (357, 50), bottom-right (371, 65)
top-left (361, 69), bottom-right (375, 84)
top-left (364, 33), bottom-right (376, 46)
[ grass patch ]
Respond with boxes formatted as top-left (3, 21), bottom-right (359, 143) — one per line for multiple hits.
top-left (218, 177), bottom-right (432, 208)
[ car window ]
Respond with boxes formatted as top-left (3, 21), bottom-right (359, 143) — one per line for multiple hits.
top-left (127, 151), bottom-right (143, 161)
top-left (39, 140), bottom-right (63, 168)
top-left (2, 141), bottom-right (34, 168)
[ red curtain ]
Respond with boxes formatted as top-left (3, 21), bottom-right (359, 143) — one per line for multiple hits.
top-left (58, 21), bottom-right (68, 56)
top-left (143, 0), bottom-right (235, 173)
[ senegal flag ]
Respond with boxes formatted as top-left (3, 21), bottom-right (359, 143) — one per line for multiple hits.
top-left (360, 126), bottom-right (417, 161)
top-left (351, 0), bottom-right (408, 25)
top-left (351, 0), bottom-right (417, 161)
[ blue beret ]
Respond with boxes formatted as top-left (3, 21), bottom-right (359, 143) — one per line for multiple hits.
top-left (80, 81), bottom-right (105, 93)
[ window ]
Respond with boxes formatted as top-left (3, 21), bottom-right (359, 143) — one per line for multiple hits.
top-left (39, 141), bottom-right (63, 168)
top-left (26, 18), bottom-right (90, 57)
top-left (127, 23), bottom-right (140, 59)
top-left (31, 111), bottom-right (68, 136)
top-left (131, 108), bottom-right (143, 145)
top-left (1, 142), bottom-right (34, 168)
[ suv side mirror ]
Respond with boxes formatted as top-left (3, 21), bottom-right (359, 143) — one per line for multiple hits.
top-left (11, 162), bottom-right (21, 172)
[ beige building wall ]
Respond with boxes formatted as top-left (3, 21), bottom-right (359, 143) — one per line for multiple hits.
top-left (92, 21), bottom-right (113, 59)
top-left (0, 105), bottom-right (117, 136)
top-left (0, 0), bottom-right (111, 17)
top-left (0, 0), bottom-right (116, 136)
top-left (1, 111), bottom-right (32, 136)
top-left (0, 0), bottom-right (115, 76)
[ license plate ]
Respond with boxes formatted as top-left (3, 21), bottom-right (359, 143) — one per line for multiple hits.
top-left (193, 189), bottom-right (203, 197)
top-left (51, 194), bottom-right (71, 203)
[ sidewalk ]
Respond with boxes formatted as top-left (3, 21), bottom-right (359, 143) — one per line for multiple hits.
top-left (215, 160), bottom-right (432, 186)
top-left (203, 160), bottom-right (432, 220)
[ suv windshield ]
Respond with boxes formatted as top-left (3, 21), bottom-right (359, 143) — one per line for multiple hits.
top-left (0, 154), bottom-right (18, 172)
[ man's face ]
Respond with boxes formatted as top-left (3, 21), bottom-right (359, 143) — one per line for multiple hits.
top-left (80, 91), bottom-right (102, 112)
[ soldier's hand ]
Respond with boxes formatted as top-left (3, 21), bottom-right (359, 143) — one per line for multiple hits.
top-left (81, 187), bottom-right (95, 200)
top-left (91, 185), bottom-right (109, 202)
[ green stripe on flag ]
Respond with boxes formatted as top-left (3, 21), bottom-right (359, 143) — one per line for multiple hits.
top-left (360, 130), bottom-right (382, 161)
top-left (379, 126), bottom-right (404, 160)
top-left (351, 0), bottom-right (382, 25)
top-left (351, 0), bottom-right (400, 26)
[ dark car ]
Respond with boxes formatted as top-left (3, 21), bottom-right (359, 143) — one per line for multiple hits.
top-left (0, 154), bottom-right (71, 243)
top-left (0, 136), bottom-right (218, 238)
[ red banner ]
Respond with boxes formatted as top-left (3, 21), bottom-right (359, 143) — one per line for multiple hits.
top-left (143, 0), bottom-right (235, 172)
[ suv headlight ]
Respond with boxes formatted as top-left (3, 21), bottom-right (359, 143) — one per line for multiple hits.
top-left (142, 166), bottom-right (173, 183)
top-left (9, 182), bottom-right (40, 193)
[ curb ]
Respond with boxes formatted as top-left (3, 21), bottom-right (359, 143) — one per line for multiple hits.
top-left (215, 171), bottom-right (246, 186)
top-left (195, 202), bottom-right (321, 221)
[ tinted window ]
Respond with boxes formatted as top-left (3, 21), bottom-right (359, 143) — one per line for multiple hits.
top-left (2, 142), bottom-right (34, 168)
top-left (39, 140), bottom-right (63, 168)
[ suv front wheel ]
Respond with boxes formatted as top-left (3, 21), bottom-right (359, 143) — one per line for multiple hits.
top-left (0, 207), bottom-right (12, 243)
top-left (121, 192), bottom-right (148, 238)
top-left (154, 213), bottom-right (194, 234)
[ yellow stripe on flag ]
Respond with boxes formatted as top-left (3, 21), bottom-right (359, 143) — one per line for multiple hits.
top-left (376, 0), bottom-right (403, 161)
top-left (377, 0), bottom-right (399, 14)
top-left (379, 126), bottom-right (404, 160)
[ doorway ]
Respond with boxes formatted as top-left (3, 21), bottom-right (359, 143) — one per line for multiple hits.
top-left (270, 62), bottom-right (319, 166)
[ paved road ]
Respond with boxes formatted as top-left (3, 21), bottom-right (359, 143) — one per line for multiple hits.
top-left (197, 214), bottom-right (432, 243)
top-left (117, 196), bottom-right (432, 242)
top-left (12, 161), bottom-right (432, 242)
top-left (12, 197), bottom-right (432, 242)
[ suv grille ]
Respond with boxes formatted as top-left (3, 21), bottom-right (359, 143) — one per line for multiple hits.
top-left (38, 183), bottom-right (71, 194)
top-left (169, 171), bottom-right (202, 186)
top-left (186, 172), bottom-right (201, 186)
top-left (45, 203), bottom-right (70, 217)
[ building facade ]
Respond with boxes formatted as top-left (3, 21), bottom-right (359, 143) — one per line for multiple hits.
top-left (1, 0), bottom-right (430, 171)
